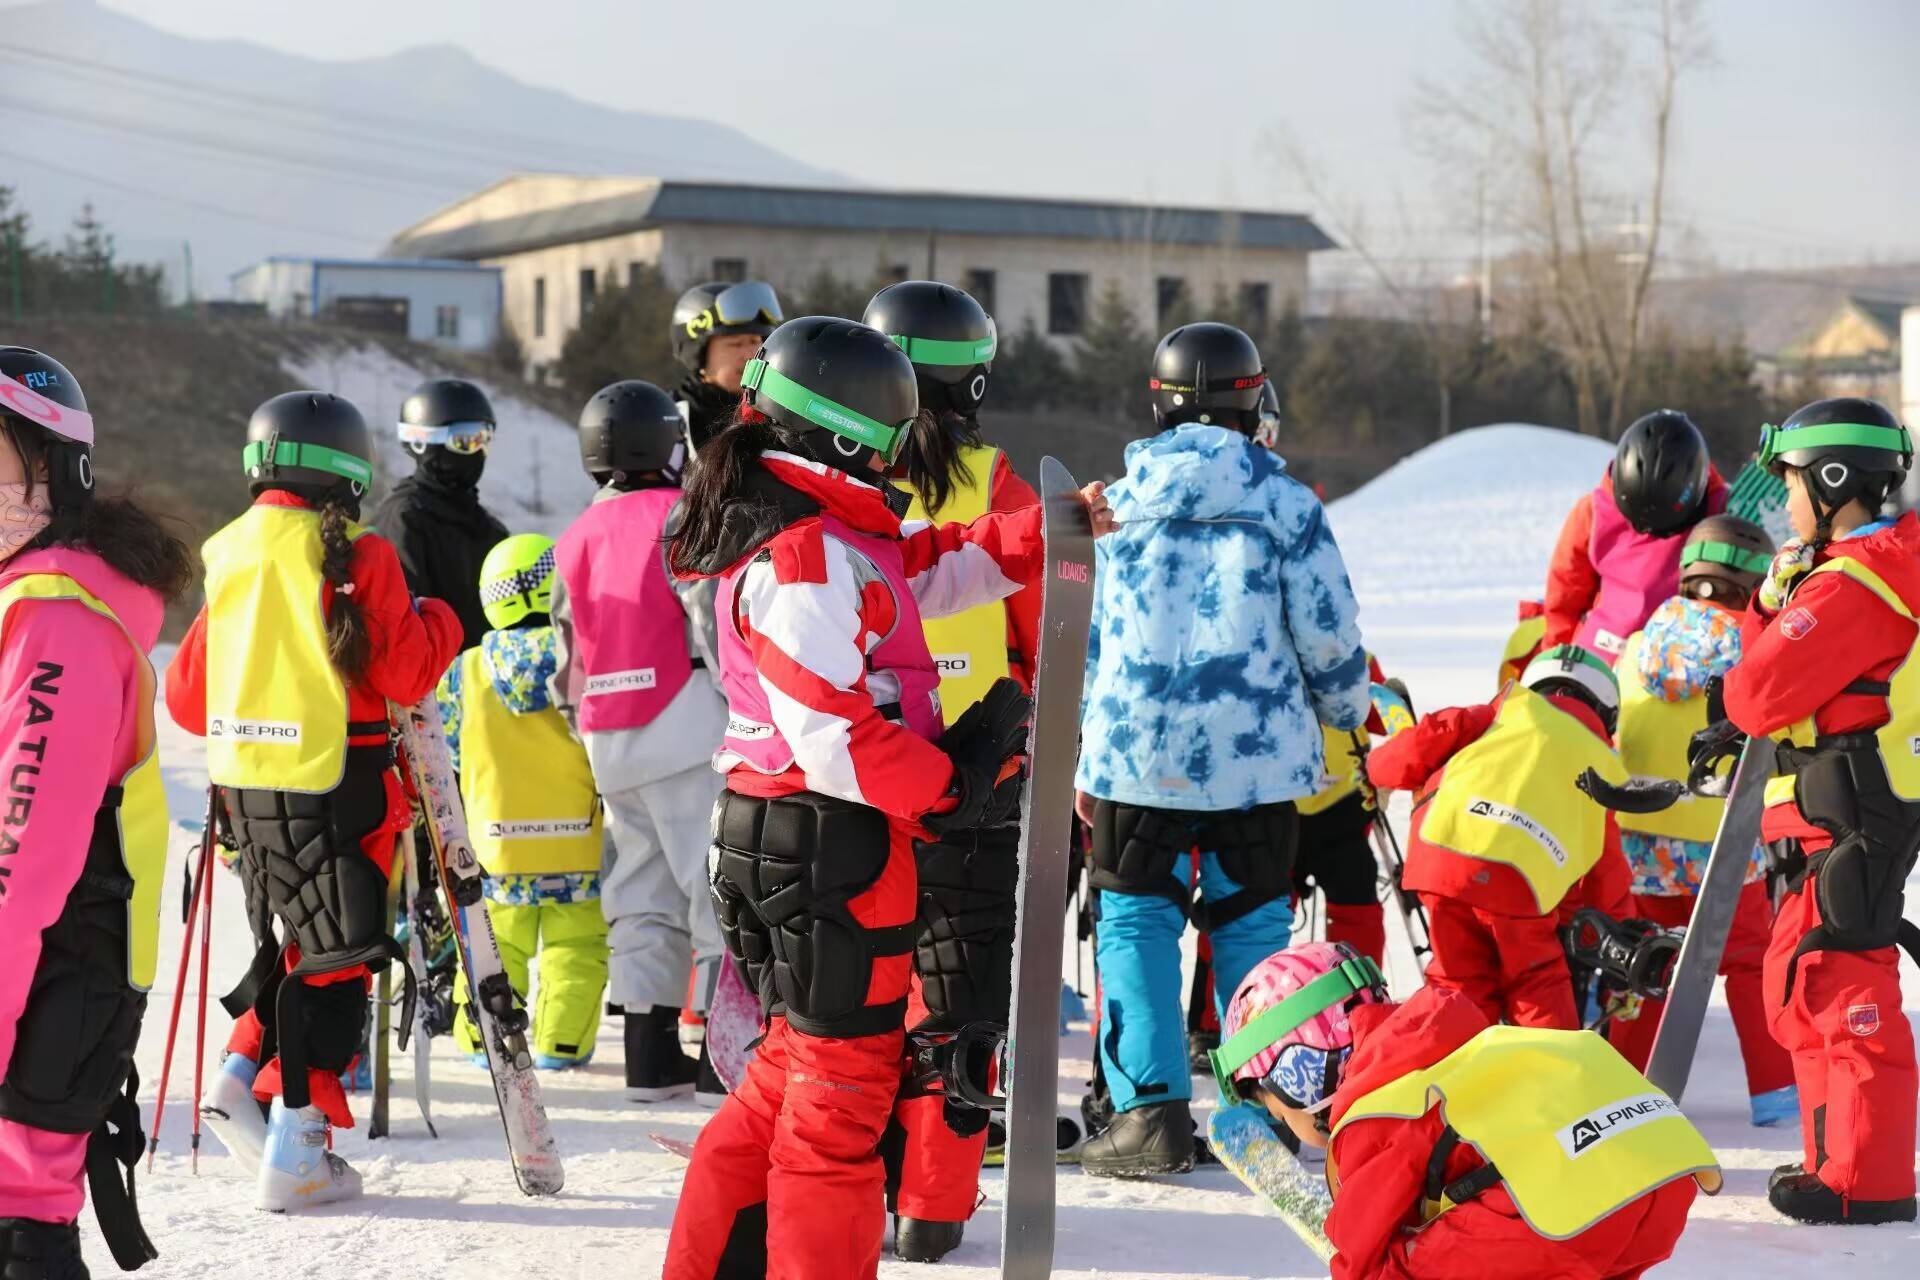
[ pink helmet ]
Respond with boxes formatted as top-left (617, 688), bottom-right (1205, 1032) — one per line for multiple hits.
top-left (1211, 941), bottom-right (1389, 1112)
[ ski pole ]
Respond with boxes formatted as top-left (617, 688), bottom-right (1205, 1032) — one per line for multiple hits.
top-left (149, 789), bottom-right (215, 1171)
top-left (189, 806), bottom-right (215, 1176)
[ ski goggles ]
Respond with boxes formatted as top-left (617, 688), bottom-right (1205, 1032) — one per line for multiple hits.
top-left (740, 358), bottom-right (910, 465)
top-left (1755, 419), bottom-right (1912, 473)
top-left (1680, 539), bottom-right (1771, 577)
top-left (0, 370), bottom-right (94, 445)
top-left (398, 419), bottom-right (494, 455)
top-left (707, 281), bottom-right (784, 328)
top-left (1208, 955), bottom-right (1385, 1106)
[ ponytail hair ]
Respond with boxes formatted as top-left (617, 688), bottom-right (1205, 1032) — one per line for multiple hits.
top-left (318, 497), bottom-right (370, 683)
top-left (2, 416), bottom-right (195, 602)
top-left (667, 409), bottom-right (784, 578)
top-left (899, 409), bottom-right (982, 519)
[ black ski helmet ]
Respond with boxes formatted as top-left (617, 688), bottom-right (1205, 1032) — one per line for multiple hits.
top-left (578, 380), bottom-right (686, 483)
top-left (398, 378), bottom-right (496, 456)
top-left (1612, 410), bottom-right (1709, 536)
top-left (1758, 396), bottom-right (1912, 540)
top-left (1149, 322), bottom-right (1268, 432)
top-left (244, 391), bottom-right (374, 500)
top-left (742, 317), bottom-right (918, 475)
top-left (0, 346), bottom-right (94, 526)
top-left (1680, 514), bottom-right (1773, 603)
top-left (671, 280), bottom-right (784, 374)
top-left (862, 280), bottom-right (997, 418)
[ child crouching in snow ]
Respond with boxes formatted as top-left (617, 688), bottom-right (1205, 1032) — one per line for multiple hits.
top-left (1364, 645), bottom-right (1635, 1029)
top-left (1211, 941), bottom-right (1719, 1279)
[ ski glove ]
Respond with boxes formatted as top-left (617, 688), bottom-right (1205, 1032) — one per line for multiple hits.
top-left (1758, 537), bottom-right (1816, 616)
top-left (923, 678), bottom-right (1033, 838)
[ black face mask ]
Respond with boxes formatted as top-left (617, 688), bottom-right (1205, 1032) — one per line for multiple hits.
top-left (417, 444), bottom-right (486, 489)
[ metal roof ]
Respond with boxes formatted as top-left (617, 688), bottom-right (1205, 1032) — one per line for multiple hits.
top-left (231, 255), bottom-right (502, 281)
top-left (385, 181), bottom-right (1336, 261)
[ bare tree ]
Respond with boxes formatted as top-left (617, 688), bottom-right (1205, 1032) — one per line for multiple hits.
top-left (1414, 0), bottom-right (1709, 436)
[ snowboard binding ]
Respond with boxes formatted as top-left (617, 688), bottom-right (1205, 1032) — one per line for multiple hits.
top-left (1562, 907), bottom-right (1684, 1009)
top-left (905, 1021), bottom-right (1008, 1112)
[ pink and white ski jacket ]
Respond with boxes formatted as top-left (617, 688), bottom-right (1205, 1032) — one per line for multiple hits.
top-left (680, 450), bottom-right (1044, 825)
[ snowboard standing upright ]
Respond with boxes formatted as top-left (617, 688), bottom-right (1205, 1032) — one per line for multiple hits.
top-left (1001, 457), bottom-right (1097, 1280)
top-left (394, 695), bottom-right (564, 1195)
top-left (1645, 736), bottom-right (1778, 1099)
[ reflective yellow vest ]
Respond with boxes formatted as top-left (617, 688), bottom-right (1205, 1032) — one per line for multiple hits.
top-left (1330, 1024), bottom-right (1721, 1240)
top-left (456, 646), bottom-right (604, 876)
top-left (1418, 686), bottom-right (1627, 912)
top-left (0, 573), bottom-right (170, 989)
top-left (203, 504), bottom-right (364, 793)
top-left (903, 443), bottom-right (1013, 714)
top-left (1614, 631), bottom-right (1724, 844)
top-left (1763, 556), bottom-right (1920, 811)
top-left (1498, 612), bottom-right (1548, 691)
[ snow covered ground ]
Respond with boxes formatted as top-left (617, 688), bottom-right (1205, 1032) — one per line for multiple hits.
top-left (111, 424), bottom-right (1919, 1277)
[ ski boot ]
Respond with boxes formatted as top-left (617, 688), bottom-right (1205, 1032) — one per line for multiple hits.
top-left (0, 1219), bottom-right (87, 1280)
top-left (1749, 1084), bottom-right (1799, 1128)
top-left (256, 1099), bottom-right (362, 1212)
top-left (625, 1006), bottom-right (698, 1102)
top-left (694, 1041), bottom-right (727, 1109)
top-left (1080, 1099), bottom-right (1196, 1178)
top-left (199, 1052), bottom-right (269, 1174)
top-left (1769, 1170), bottom-right (1916, 1225)
top-left (894, 1217), bottom-right (964, 1263)
top-left (1186, 1029), bottom-right (1219, 1075)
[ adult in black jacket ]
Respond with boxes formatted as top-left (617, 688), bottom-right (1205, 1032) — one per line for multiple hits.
top-left (371, 378), bottom-right (509, 648)
top-left (669, 281), bottom-right (783, 453)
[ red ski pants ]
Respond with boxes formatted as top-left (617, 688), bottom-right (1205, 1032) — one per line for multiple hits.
top-left (889, 976), bottom-right (988, 1223)
top-left (1764, 873), bottom-right (1916, 1201)
top-left (665, 812), bottom-right (919, 1280)
top-left (1607, 882), bottom-right (1793, 1096)
top-left (1420, 894), bottom-right (1577, 1029)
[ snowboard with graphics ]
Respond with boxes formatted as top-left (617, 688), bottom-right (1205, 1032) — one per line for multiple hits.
top-left (1207, 1104), bottom-right (1335, 1262)
top-left (1001, 457), bottom-right (1097, 1280)
top-left (704, 952), bottom-right (759, 1091)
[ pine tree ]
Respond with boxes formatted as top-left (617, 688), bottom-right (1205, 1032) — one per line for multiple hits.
top-left (553, 265), bottom-right (680, 404)
top-left (993, 316), bottom-right (1070, 410)
top-left (1071, 281), bottom-right (1152, 417)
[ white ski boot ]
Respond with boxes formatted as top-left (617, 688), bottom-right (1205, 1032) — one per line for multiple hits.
top-left (199, 1053), bottom-right (268, 1174)
top-left (256, 1099), bottom-right (362, 1212)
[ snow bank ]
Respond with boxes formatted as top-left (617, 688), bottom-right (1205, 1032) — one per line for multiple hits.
top-left (1327, 423), bottom-right (1613, 705)
top-left (282, 345), bottom-right (599, 538)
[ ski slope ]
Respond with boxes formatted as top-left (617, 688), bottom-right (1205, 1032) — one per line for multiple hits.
top-left (114, 424), bottom-right (1919, 1277)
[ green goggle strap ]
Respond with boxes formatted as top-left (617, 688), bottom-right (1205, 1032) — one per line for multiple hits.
top-left (1757, 421), bottom-right (1913, 468)
top-left (742, 358), bottom-right (907, 463)
top-left (242, 439), bottom-right (373, 487)
top-left (1207, 955), bottom-right (1384, 1102)
top-left (888, 332), bottom-right (997, 368)
top-left (1681, 540), bottom-right (1772, 577)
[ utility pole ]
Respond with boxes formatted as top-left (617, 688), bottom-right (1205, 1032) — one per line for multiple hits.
top-left (1476, 170), bottom-right (1493, 339)
top-left (182, 240), bottom-right (195, 307)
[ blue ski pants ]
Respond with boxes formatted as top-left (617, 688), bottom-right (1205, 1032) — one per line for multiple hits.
top-left (1096, 850), bottom-right (1295, 1112)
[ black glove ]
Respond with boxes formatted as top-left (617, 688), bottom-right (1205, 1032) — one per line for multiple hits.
top-left (923, 678), bottom-right (1033, 838)
top-left (1576, 769), bottom-right (1685, 815)
top-left (1703, 675), bottom-right (1728, 728)
top-left (1687, 719), bottom-right (1747, 796)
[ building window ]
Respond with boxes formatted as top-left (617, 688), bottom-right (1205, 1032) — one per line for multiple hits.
top-left (883, 263), bottom-right (910, 284)
top-left (1048, 273), bottom-right (1089, 336)
top-left (579, 267), bottom-right (598, 321)
top-left (963, 269), bottom-right (996, 316)
top-left (434, 304), bottom-right (460, 340)
top-left (1156, 276), bottom-right (1188, 326)
top-left (533, 277), bottom-right (547, 339)
top-left (712, 258), bottom-right (747, 282)
top-left (629, 261), bottom-right (649, 288)
top-left (1238, 282), bottom-right (1271, 335)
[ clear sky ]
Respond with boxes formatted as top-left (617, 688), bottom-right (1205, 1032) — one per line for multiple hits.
top-left (74, 0), bottom-right (1920, 271)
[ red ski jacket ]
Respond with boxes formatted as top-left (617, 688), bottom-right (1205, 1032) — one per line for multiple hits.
top-left (1724, 513), bottom-right (1920, 850)
top-left (1542, 467), bottom-right (1729, 649)
top-left (167, 490), bottom-right (464, 749)
top-left (1324, 986), bottom-right (1695, 1279)
top-left (1365, 694), bottom-right (1630, 920)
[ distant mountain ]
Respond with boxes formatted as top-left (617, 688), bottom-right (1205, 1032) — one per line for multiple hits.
top-left (0, 0), bottom-right (838, 295)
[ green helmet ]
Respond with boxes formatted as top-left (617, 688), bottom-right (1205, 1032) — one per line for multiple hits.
top-left (1520, 644), bottom-right (1620, 733)
top-left (478, 533), bottom-right (556, 630)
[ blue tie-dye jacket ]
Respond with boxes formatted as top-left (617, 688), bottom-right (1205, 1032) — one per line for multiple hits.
top-left (1075, 425), bottom-right (1370, 811)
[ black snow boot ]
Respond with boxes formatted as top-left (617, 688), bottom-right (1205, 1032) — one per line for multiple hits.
top-left (1080, 1099), bottom-right (1196, 1178)
top-left (1768, 1171), bottom-right (1916, 1225)
top-left (694, 1039), bottom-right (727, 1109)
top-left (1769, 1161), bottom-right (1804, 1192)
top-left (1186, 1030), bottom-right (1219, 1075)
top-left (625, 1006), bottom-right (698, 1102)
top-left (894, 1216), bottom-right (965, 1263)
top-left (0, 1220), bottom-right (89, 1280)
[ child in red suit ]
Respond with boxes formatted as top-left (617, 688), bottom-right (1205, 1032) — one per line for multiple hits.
top-left (1365, 645), bottom-right (1632, 1029)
